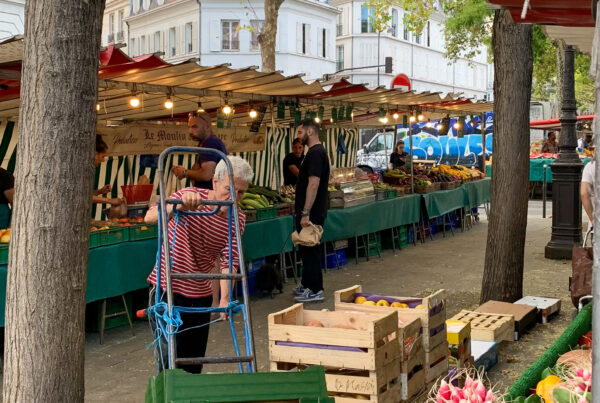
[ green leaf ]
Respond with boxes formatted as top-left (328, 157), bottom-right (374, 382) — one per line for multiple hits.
top-left (512, 397), bottom-right (526, 403)
top-left (540, 367), bottom-right (554, 380)
top-left (552, 387), bottom-right (583, 403)
top-left (524, 395), bottom-right (542, 403)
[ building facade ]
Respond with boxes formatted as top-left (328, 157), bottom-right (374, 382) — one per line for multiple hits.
top-left (119, 0), bottom-right (339, 81)
top-left (0, 0), bottom-right (25, 40)
top-left (332, 0), bottom-right (492, 99)
top-left (101, 0), bottom-right (130, 49)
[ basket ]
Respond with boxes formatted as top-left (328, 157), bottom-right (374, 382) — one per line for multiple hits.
top-left (440, 182), bottom-right (452, 190)
top-left (121, 184), bottom-right (154, 203)
top-left (415, 185), bottom-right (435, 194)
top-left (432, 182), bottom-right (442, 191)
top-left (382, 175), bottom-right (401, 185)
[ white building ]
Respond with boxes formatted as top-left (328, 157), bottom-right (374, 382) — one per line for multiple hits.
top-left (0, 0), bottom-right (25, 40)
top-left (101, 0), bottom-right (130, 49)
top-left (333, 0), bottom-right (492, 99)
top-left (120, 0), bottom-right (339, 80)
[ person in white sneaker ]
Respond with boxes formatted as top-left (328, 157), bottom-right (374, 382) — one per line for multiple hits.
top-left (292, 119), bottom-right (330, 303)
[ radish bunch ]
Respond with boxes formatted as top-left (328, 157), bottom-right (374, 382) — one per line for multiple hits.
top-left (430, 374), bottom-right (502, 403)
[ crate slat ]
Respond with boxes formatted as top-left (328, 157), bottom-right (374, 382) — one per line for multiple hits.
top-left (450, 310), bottom-right (514, 342)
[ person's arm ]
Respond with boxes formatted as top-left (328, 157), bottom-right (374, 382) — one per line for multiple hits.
top-left (92, 195), bottom-right (122, 205)
top-left (289, 165), bottom-right (300, 177)
top-left (144, 190), bottom-right (201, 224)
top-left (581, 181), bottom-right (594, 225)
top-left (3, 188), bottom-right (13, 205)
top-left (300, 176), bottom-right (320, 227)
top-left (173, 161), bottom-right (217, 182)
top-left (218, 217), bottom-right (245, 319)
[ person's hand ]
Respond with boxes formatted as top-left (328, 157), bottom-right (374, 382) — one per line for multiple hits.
top-left (178, 191), bottom-right (202, 211)
top-left (300, 215), bottom-right (310, 228)
top-left (219, 298), bottom-right (229, 321)
top-left (172, 165), bottom-right (186, 180)
top-left (99, 185), bottom-right (111, 195)
top-left (109, 198), bottom-right (123, 206)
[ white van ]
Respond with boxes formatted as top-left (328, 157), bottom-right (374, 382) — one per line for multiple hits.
top-left (356, 129), bottom-right (409, 173)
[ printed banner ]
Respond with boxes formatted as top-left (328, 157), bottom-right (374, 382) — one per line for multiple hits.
top-left (213, 126), bottom-right (266, 153)
top-left (98, 123), bottom-right (195, 156)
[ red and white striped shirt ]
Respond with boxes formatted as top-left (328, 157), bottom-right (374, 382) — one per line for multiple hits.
top-left (147, 188), bottom-right (246, 298)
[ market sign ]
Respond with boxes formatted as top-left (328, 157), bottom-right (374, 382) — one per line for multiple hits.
top-left (213, 125), bottom-right (266, 153)
top-left (98, 123), bottom-right (195, 156)
top-left (98, 123), bottom-right (266, 155)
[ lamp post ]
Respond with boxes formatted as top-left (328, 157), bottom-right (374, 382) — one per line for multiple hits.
top-left (545, 45), bottom-right (583, 259)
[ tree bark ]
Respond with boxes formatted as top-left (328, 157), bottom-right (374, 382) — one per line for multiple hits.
top-left (480, 9), bottom-right (532, 304)
top-left (258, 0), bottom-right (284, 73)
top-left (3, 1), bottom-right (104, 401)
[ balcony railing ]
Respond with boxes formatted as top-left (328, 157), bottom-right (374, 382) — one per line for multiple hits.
top-left (108, 33), bottom-right (114, 43)
top-left (117, 31), bottom-right (124, 41)
top-left (336, 24), bottom-right (343, 36)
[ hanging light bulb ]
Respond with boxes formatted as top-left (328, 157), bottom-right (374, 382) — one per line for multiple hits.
top-left (379, 116), bottom-right (389, 124)
top-left (96, 103), bottom-right (101, 111)
top-left (409, 115), bottom-right (416, 123)
top-left (426, 119), bottom-right (433, 128)
top-left (129, 95), bottom-right (140, 108)
top-left (222, 104), bottom-right (233, 116)
top-left (436, 124), bottom-right (443, 130)
top-left (330, 117), bottom-right (335, 124)
top-left (418, 113), bottom-right (424, 121)
top-left (314, 116), bottom-right (321, 123)
top-left (248, 109), bottom-right (258, 119)
top-left (453, 122), bottom-right (460, 129)
top-left (392, 112), bottom-right (400, 120)
top-left (163, 97), bottom-right (174, 109)
top-left (196, 102), bottom-right (205, 113)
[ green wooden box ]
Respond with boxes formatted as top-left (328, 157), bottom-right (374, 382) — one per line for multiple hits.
top-left (93, 226), bottom-right (129, 247)
top-left (129, 224), bottom-right (158, 241)
top-left (256, 207), bottom-right (277, 221)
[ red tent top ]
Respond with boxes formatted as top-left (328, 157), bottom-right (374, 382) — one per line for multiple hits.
top-left (487, 0), bottom-right (595, 27)
top-left (530, 114), bottom-right (594, 129)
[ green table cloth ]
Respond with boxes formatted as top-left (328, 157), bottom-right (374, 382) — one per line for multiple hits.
top-left (0, 239), bottom-right (157, 326)
top-left (421, 187), bottom-right (466, 218)
top-left (243, 216), bottom-right (294, 261)
top-left (462, 178), bottom-right (491, 209)
top-left (487, 158), bottom-right (591, 182)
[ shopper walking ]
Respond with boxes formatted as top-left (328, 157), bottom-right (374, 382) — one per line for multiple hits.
top-left (292, 119), bottom-right (330, 303)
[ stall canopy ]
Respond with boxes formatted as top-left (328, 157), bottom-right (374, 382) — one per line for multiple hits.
top-left (0, 39), bottom-right (492, 126)
top-left (530, 114), bottom-right (594, 129)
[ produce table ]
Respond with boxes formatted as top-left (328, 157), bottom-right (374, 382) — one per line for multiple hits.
top-left (421, 187), bottom-right (467, 218)
top-left (0, 239), bottom-right (157, 327)
top-left (462, 178), bottom-right (491, 209)
top-left (486, 158), bottom-right (591, 182)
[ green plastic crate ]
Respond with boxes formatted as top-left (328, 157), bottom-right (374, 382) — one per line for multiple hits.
top-left (0, 243), bottom-right (8, 264)
top-left (87, 293), bottom-right (133, 332)
top-left (386, 189), bottom-right (398, 199)
top-left (256, 207), bottom-right (277, 221)
top-left (129, 224), bottom-right (158, 241)
top-left (95, 226), bottom-right (129, 247)
top-left (145, 366), bottom-right (334, 403)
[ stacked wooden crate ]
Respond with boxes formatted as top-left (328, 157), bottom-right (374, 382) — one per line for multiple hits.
top-left (446, 319), bottom-right (473, 386)
top-left (268, 303), bottom-right (401, 402)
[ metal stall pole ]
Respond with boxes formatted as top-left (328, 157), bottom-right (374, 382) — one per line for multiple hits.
top-left (270, 102), bottom-right (281, 194)
top-left (542, 164), bottom-right (547, 218)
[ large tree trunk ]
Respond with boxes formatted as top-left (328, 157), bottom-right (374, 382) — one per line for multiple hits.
top-left (258, 0), bottom-right (284, 73)
top-left (480, 9), bottom-right (532, 304)
top-left (3, 1), bottom-right (104, 401)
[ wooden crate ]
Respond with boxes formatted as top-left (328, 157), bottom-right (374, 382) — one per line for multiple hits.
top-left (475, 300), bottom-right (537, 340)
top-left (269, 304), bottom-right (401, 402)
top-left (334, 285), bottom-right (446, 353)
top-left (400, 345), bottom-right (425, 401)
top-left (450, 310), bottom-right (514, 343)
top-left (424, 342), bottom-right (449, 383)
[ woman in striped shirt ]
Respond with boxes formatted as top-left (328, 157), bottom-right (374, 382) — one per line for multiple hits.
top-left (145, 156), bottom-right (253, 374)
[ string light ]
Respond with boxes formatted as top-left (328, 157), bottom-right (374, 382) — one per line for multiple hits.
top-left (222, 104), bottom-right (233, 116)
top-left (426, 120), bottom-right (433, 128)
top-left (436, 124), bottom-right (443, 130)
top-left (196, 102), bottom-right (205, 113)
top-left (417, 113), bottom-right (424, 121)
top-left (379, 116), bottom-right (389, 124)
top-left (409, 115), bottom-right (416, 123)
top-left (129, 95), bottom-right (140, 108)
top-left (392, 112), bottom-right (400, 120)
top-left (249, 109), bottom-right (258, 119)
top-left (314, 116), bottom-right (321, 123)
top-left (453, 122), bottom-right (460, 129)
top-left (163, 97), bottom-right (174, 109)
top-left (96, 103), bottom-right (100, 111)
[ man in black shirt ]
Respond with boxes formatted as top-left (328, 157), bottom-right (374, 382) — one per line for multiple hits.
top-left (282, 138), bottom-right (304, 186)
top-left (293, 119), bottom-right (330, 303)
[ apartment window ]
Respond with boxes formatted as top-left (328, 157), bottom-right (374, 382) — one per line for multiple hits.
top-left (336, 45), bottom-right (344, 71)
top-left (415, 32), bottom-right (421, 44)
top-left (185, 22), bottom-right (193, 53)
top-left (169, 27), bottom-right (176, 56)
top-left (403, 20), bottom-right (409, 41)
top-left (129, 38), bottom-right (136, 56)
top-left (321, 28), bottom-right (327, 58)
top-left (297, 23), bottom-right (311, 55)
top-left (154, 31), bottom-right (160, 52)
top-left (139, 35), bottom-right (145, 55)
top-left (336, 14), bottom-right (343, 36)
top-left (391, 9), bottom-right (398, 37)
top-left (361, 6), bottom-right (375, 33)
top-left (118, 10), bottom-right (124, 32)
top-left (427, 22), bottom-right (431, 47)
top-left (250, 20), bottom-right (264, 51)
top-left (222, 20), bottom-right (240, 51)
top-left (109, 14), bottom-right (115, 36)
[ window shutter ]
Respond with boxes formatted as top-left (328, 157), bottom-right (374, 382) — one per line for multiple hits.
top-left (317, 27), bottom-right (323, 58)
top-left (296, 22), bottom-right (302, 53)
top-left (326, 29), bottom-right (331, 59)
top-left (305, 24), bottom-right (311, 55)
top-left (210, 20), bottom-right (220, 51)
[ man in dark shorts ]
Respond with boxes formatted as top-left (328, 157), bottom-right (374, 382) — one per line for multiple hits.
top-left (292, 119), bottom-right (330, 303)
top-left (172, 111), bottom-right (227, 189)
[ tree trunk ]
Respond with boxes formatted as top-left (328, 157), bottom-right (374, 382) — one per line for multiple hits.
top-left (554, 39), bottom-right (566, 118)
top-left (480, 9), bottom-right (532, 304)
top-left (258, 0), bottom-right (284, 73)
top-left (3, 1), bottom-right (104, 401)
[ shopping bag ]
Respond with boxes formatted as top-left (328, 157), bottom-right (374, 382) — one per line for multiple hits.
top-left (570, 230), bottom-right (593, 308)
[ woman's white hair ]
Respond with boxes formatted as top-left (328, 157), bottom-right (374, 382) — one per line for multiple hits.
top-left (215, 156), bottom-right (254, 183)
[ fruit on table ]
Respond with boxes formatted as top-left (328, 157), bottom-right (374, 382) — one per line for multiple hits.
top-left (305, 320), bottom-right (324, 327)
top-left (579, 330), bottom-right (592, 348)
top-left (362, 301), bottom-right (376, 306)
top-left (140, 226), bottom-right (148, 230)
top-left (536, 375), bottom-right (562, 402)
top-left (354, 296), bottom-right (367, 304)
top-left (415, 304), bottom-right (423, 309)
top-left (376, 299), bottom-right (390, 307)
top-left (391, 302), bottom-right (408, 308)
top-left (0, 229), bottom-right (10, 243)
